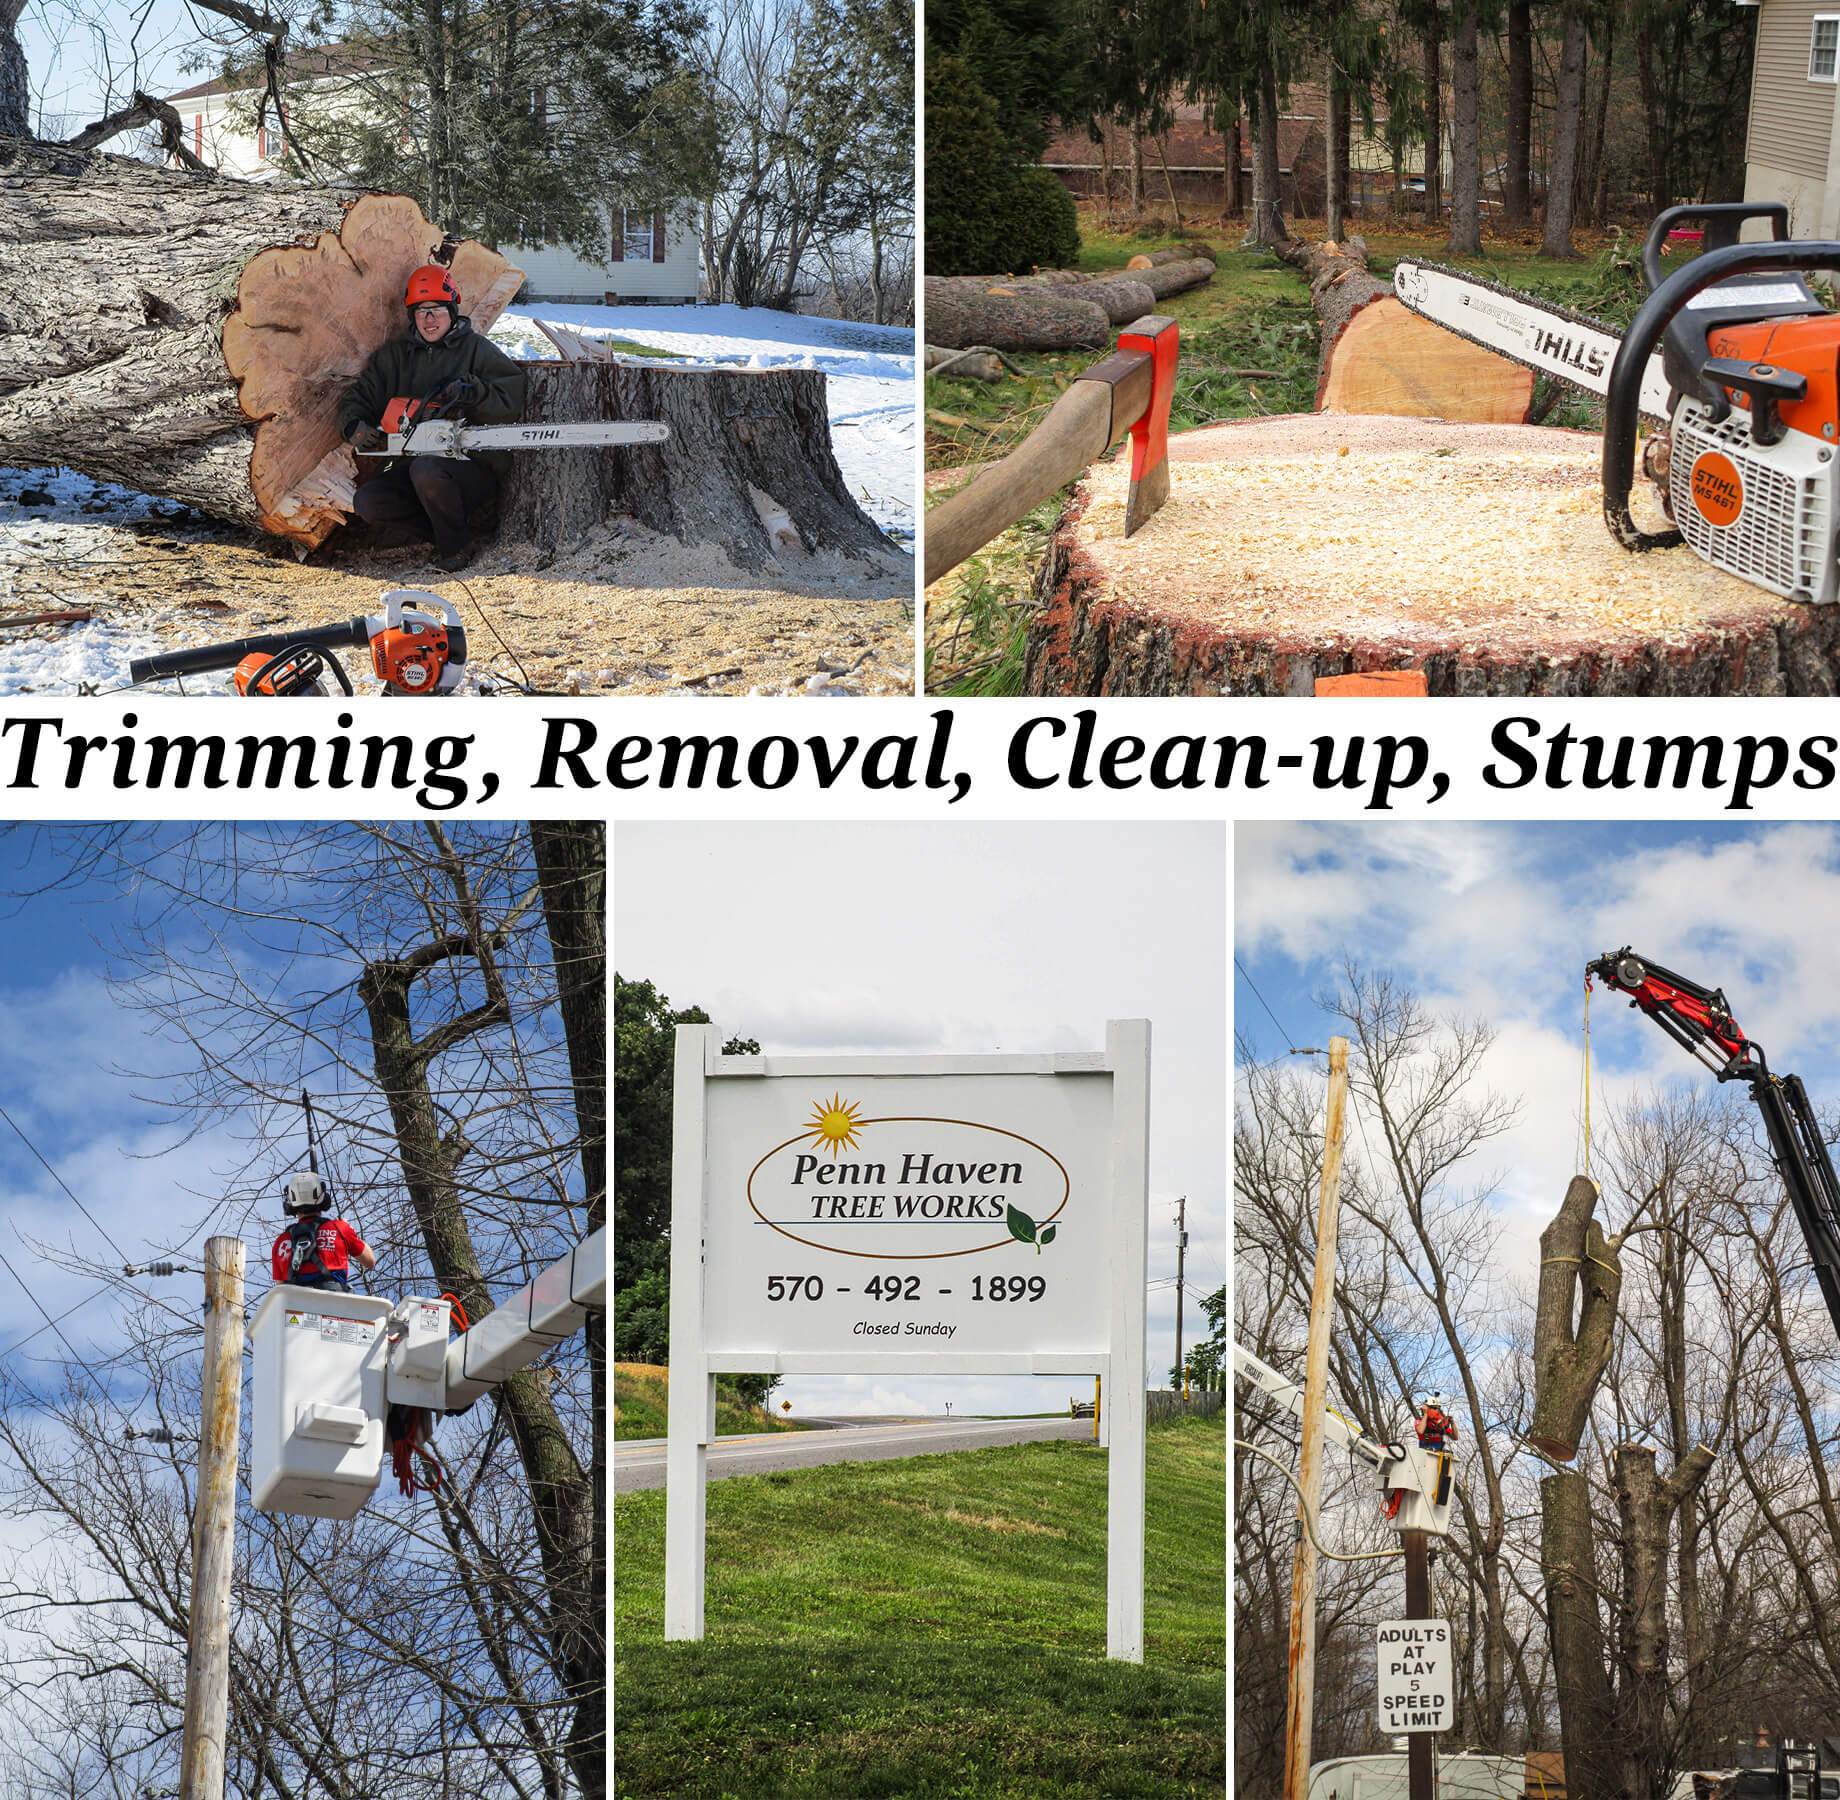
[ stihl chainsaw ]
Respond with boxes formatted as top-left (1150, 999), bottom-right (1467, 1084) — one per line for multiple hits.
top-left (356, 380), bottom-right (671, 461)
top-left (1394, 202), bottom-right (1840, 604)
top-left (126, 590), bottom-right (471, 695)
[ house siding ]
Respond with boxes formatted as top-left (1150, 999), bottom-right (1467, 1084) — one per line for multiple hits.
top-left (1747, 0), bottom-right (1838, 183)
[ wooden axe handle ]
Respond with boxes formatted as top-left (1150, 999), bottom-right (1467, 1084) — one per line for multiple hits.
top-left (924, 348), bottom-right (1155, 587)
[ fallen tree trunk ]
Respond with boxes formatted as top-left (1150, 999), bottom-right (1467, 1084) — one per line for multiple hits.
top-left (1025, 413), bottom-right (1840, 696)
top-left (1127, 243), bottom-right (1218, 267)
top-left (0, 135), bottom-right (896, 569)
top-left (492, 361), bottom-right (897, 572)
top-left (1272, 235), bottom-right (1534, 422)
top-left (1009, 273), bottom-right (1158, 325)
top-left (923, 276), bottom-right (1110, 351)
top-left (1133, 257), bottom-right (1214, 300)
top-left (0, 134), bottom-right (523, 549)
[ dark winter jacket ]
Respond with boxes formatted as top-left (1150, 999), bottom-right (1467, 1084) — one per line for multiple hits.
top-left (337, 316), bottom-right (527, 452)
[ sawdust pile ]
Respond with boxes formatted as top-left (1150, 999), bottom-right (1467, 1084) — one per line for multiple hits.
top-left (1065, 414), bottom-right (1787, 662)
top-left (0, 493), bottom-right (914, 696)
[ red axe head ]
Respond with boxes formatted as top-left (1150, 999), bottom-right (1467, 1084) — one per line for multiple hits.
top-left (1117, 315), bottom-right (1178, 536)
top-left (1074, 314), bottom-right (1179, 537)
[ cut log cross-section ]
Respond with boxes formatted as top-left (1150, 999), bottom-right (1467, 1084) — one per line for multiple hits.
top-left (1273, 236), bottom-right (1535, 423)
top-left (0, 136), bottom-right (899, 570)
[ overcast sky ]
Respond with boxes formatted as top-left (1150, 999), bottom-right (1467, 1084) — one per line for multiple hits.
top-left (1234, 821), bottom-right (1840, 1294)
top-left (616, 821), bottom-right (1228, 1418)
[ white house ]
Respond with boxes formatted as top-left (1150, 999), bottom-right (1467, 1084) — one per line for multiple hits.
top-left (1740, 0), bottom-right (1840, 236)
top-left (164, 51), bottom-right (703, 303)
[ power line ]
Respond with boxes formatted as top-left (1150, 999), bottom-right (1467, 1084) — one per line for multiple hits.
top-left (1234, 957), bottom-right (1322, 1057)
top-left (0, 1239), bottom-right (137, 1430)
top-left (0, 1100), bottom-right (132, 1263)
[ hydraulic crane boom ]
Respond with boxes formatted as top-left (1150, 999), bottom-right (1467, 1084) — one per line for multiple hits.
top-left (1588, 947), bottom-right (1840, 1343)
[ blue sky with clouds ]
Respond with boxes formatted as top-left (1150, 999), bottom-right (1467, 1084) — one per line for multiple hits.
top-left (1235, 820), bottom-right (1840, 1275)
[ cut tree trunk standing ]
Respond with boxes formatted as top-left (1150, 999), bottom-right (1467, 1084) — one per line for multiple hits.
top-left (1529, 1176), bottom-right (1622, 1461)
top-left (1615, 1442), bottom-right (1715, 1800)
top-left (923, 277), bottom-right (1111, 351)
top-left (497, 361), bottom-right (894, 573)
top-left (1532, 1176), bottom-right (1622, 1800)
top-left (1272, 237), bottom-right (1534, 421)
top-left (0, 136), bottom-right (894, 571)
top-left (1023, 413), bottom-right (1840, 696)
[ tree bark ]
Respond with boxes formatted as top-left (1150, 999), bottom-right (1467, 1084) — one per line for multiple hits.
top-left (1542, 1469), bottom-right (1618, 1800)
top-left (359, 928), bottom-right (603, 1800)
top-left (494, 361), bottom-right (895, 572)
top-left (0, 0), bottom-right (29, 139)
top-left (1010, 272), bottom-right (1159, 324)
top-left (1249, 53), bottom-right (1289, 245)
top-left (1529, 1176), bottom-right (1622, 1459)
top-left (1447, 0), bottom-right (1481, 254)
top-left (1505, 0), bottom-right (1533, 224)
top-left (0, 135), bottom-right (522, 548)
top-left (1542, 13), bottom-right (1589, 260)
top-left (1615, 1443), bottom-right (1716, 1800)
top-left (922, 277), bottom-right (1111, 350)
top-left (1423, 12), bottom-right (1443, 224)
top-left (1326, 58), bottom-right (1347, 243)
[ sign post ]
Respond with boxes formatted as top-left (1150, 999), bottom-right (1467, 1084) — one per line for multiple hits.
top-left (665, 1018), bottom-right (1152, 1660)
top-left (1377, 1604), bottom-right (1451, 1799)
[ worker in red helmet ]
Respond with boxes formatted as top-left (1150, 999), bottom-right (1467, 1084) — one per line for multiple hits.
top-left (337, 264), bottom-right (528, 573)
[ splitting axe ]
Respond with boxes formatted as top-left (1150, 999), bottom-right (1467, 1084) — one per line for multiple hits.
top-left (924, 315), bottom-right (1179, 587)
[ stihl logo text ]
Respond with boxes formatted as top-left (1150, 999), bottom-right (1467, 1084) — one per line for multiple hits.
top-left (1531, 326), bottom-right (1608, 378)
top-left (1690, 451), bottom-right (1745, 528)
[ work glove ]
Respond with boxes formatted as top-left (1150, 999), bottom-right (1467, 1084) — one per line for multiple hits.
top-left (349, 421), bottom-right (388, 453)
top-left (444, 376), bottom-right (485, 405)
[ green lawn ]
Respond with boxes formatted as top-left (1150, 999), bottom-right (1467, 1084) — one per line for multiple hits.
top-left (614, 1363), bottom-right (818, 1441)
top-left (612, 1416), bottom-right (1225, 1798)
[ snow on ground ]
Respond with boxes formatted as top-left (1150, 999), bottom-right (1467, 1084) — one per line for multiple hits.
top-left (489, 303), bottom-right (916, 544)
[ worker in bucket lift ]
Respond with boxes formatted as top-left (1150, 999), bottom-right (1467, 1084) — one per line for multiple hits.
top-left (338, 265), bottom-right (527, 574)
top-left (271, 1172), bottom-right (377, 1293)
top-left (1415, 1395), bottom-right (1458, 1452)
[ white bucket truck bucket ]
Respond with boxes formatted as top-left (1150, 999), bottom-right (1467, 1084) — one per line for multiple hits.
top-left (251, 1283), bottom-right (393, 1518)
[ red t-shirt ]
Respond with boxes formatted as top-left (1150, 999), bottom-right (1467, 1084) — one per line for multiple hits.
top-left (271, 1217), bottom-right (367, 1283)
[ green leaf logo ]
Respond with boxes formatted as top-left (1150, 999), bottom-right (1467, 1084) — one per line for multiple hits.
top-left (1008, 1206), bottom-right (1057, 1255)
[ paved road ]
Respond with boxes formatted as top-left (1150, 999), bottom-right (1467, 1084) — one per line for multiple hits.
top-left (614, 1414), bottom-right (1093, 1492)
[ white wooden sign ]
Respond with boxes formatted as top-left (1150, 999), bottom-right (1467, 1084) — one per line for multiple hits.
top-left (666, 1020), bottom-right (1151, 1661)
top-left (1376, 1618), bottom-right (1453, 1733)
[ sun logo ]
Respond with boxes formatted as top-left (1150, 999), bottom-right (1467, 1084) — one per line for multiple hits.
top-left (805, 1093), bottom-right (865, 1153)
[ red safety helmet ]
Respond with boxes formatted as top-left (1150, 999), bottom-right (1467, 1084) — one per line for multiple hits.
top-left (405, 266), bottom-right (460, 312)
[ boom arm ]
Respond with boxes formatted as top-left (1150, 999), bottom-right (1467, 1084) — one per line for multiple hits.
top-left (1233, 1341), bottom-right (1454, 1536)
top-left (1589, 946), bottom-right (1840, 1342)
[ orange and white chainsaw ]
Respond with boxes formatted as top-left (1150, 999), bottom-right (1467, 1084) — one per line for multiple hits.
top-left (1394, 202), bottom-right (1840, 604)
top-left (127, 590), bottom-right (470, 695)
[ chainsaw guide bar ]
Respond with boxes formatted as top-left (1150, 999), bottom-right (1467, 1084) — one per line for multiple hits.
top-left (1392, 259), bottom-right (1672, 422)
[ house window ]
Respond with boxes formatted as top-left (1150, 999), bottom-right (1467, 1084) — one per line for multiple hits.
top-left (1812, 16), bottom-right (1840, 80)
top-left (620, 211), bottom-right (654, 261)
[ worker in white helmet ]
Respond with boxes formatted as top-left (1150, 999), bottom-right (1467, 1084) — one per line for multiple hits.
top-left (270, 1171), bottom-right (377, 1292)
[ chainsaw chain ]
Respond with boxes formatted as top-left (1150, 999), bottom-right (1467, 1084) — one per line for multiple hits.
top-left (1396, 257), bottom-right (1663, 417)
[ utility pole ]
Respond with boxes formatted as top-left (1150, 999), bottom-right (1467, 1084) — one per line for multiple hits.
top-left (181, 1236), bottom-right (244, 1800)
top-left (1283, 1038), bottom-right (1350, 1800)
top-left (1174, 1194), bottom-right (1188, 1398)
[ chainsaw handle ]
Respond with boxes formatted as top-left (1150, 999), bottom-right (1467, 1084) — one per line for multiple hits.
top-left (1641, 201), bottom-right (1791, 292)
top-left (129, 617), bottom-right (370, 686)
top-left (1603, 238), bottom-right (1840, 553)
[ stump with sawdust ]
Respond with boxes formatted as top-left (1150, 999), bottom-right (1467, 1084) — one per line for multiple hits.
top-left (1026, 413), bottom-right (1840, 696)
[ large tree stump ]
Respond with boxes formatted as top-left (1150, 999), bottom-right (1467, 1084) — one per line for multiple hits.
top-left (1274, 236), bottom-right (1535, 423)
top-left (1026, 413), bottom-right (1840, 696)
top-left (0, 134), bottom-right (522, 548)
top-left (495, 361), bottom-right (898, 572)
top-left (923, 277), bottom-right (1110, 351)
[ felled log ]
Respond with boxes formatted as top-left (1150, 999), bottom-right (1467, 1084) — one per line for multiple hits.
top-left (1127, 243), bottom-right (1219, 268)
top-left (923, 276), bottom-right (1110, 352)
top-left (1132, 257), bottom-right (1214, 300)
top-left (1009, 273), bottom-right (1157, 325)
top-left (1025, 412), bottom-right (1840, 696)
top-left (492, 361), bottom-right (895, 572)
top-left (925, 346), bottom-right (1004, 382)
top-left (0, 134), bottom-right (523, 548)
top-left (0, 136), bottom-right (897, 570)
top-left (1273, 236), bottom-right (1534, 422)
